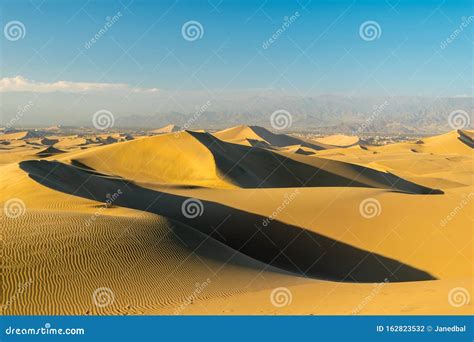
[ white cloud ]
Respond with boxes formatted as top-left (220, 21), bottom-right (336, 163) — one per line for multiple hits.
top-left (0, 76), bottom-right (159, 93)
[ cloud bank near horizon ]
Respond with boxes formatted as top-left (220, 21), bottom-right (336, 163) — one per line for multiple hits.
top-left (0, 76), bottom-right (160, 94)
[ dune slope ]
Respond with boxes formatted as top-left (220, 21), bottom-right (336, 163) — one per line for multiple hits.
top-left (68, 130), bottom-right (442, 194)
top-left (20, 159), bottom-right (436, 282)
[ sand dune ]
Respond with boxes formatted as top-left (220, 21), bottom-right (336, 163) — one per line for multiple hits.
top-left (3, 209), bottom-right (302, 315)
top-left (19, 159), bottom-right (437, 282)
top-left (315, 134), bottom-right (360, 147)
top-left (1, 128), bottom-right (472, 315)
top-left (149, 124), bottom-right (181, 134)
top-left (68, 131), bottom-right (231, 188)
top-left (36, 146), bottom-right (66, 157)
top-left (0, 131), bottom-right (32, 140)
top-left (66, 130), bottom-right (442, 193)
top-left (214, 125), bottom-right (331, 150)
top-left (371, 130), bottom-right (472, 155)
top-left (53, 136), bottom-right (87, 149)
top-left (40, 137), bottom-right (59, 145)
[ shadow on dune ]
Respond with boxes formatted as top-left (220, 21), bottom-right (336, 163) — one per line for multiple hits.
top-left (169, 220), bottom-right (295, 277)
top-left (20, 159), bottom-right (436, 283)
top-left (249, 125), bottom-right (329, 150)
top-left (188, 130), bottom-right (443, 194)
top-left (457, 130), bottom-right (474, 148)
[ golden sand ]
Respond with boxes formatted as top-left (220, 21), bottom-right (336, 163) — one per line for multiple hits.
top-left (1, 127), bottom-right (472, 315)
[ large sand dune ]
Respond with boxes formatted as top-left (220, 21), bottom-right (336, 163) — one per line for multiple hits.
top-left (214, 125), bottom-right (331, 150)
top-left (1, 128), bottom-right (472, 315)
top-left (66, 130), bottom-right (441, 193)
top-left (315, 134), bottom-right (360, 147)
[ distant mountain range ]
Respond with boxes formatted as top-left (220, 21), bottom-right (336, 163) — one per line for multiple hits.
top-left (2, 90), bottom-right (472, 134)
top-left (113, 95), bottom-right (473, 134)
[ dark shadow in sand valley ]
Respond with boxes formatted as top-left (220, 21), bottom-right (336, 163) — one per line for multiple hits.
top-left (20, 159), bottom-right (436, 283)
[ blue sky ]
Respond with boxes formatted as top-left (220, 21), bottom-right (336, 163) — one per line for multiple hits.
top-left (1, 0), bottom-right (473, 97)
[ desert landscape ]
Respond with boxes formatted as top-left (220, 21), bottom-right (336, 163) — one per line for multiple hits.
top-left (1, 124), bottom-right (472, 315)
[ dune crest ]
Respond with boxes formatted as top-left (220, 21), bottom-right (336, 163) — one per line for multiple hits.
top-left (149, 124), bottom-right (181, 134)
top-left (214, 125), bottom-right (331, 150)
top-left (315, 134), bottom-right (359, 147)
